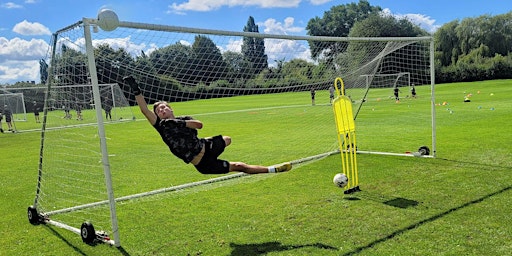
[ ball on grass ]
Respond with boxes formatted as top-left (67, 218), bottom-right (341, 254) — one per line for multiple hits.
top-left (333, 173), bottom-right (348, 188)
top-left (97, 9), bottom-right (119, 31)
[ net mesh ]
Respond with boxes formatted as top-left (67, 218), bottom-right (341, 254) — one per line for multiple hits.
top-left (32, 18), bottom-right (433, 244)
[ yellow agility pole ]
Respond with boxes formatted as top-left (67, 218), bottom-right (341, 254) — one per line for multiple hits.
top-left (332, 77), bottom-right (360, 194)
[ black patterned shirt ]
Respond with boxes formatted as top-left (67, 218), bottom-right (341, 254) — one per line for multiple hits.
top-left (153, 116), bottom-right (204, 163)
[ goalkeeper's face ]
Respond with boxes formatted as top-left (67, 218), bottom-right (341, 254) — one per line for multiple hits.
top-left (154, 102), bottom-right (174, 119)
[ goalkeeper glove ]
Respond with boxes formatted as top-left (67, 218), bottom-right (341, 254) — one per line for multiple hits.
top-left (123, 75), bottom-right (142, 95)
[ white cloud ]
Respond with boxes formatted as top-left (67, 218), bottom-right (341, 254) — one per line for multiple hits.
top-left (265, 39), bottom-right (311, 66)
top-left (217, 38), bottom-right (243, 54)
top-left (309, 0), bottom-right (332, 5)
top-left (0, 37), bottom-right (48, 61)
top-left (225, 39), bottom-right (243, 52)
top-left (209, 17), bottom-right (311, 67)
top-left (0, 37), bottom-right (49, 84)
top-left (13, 20), bottom-right (51, 36)
top-left (262, 17), bottom-right (303, 34)
top-left (169, 0), bottom-right (301, 13)
top-left (381, 8), bottom-right (440, 33)
top-left (1, 2), bottom-right (23, 9)
top-left (259, 17), bottom-right (310, 65)
top-left (0, 60), bottom-right (39, 83)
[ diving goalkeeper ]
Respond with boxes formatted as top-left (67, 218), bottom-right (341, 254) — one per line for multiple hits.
top-left (123, 76), bottom-right (292, 175)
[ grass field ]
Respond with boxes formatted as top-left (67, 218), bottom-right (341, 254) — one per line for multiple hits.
top-left (1, 80), bottom-right (511, 255)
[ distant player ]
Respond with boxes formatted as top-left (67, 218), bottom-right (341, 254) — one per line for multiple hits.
top-left (393, 87), bottom-right (400, 103)
top-left (411, 85), bottom-right (417, 99)
top-left (33, 101), bottom-right (41, 123)
top-left (122, 76), bottom-right (292, 175)
top-left (3, 105), bottom-right (13, 131)
top-left (310, 88), bottom-right (316, 106)
top-left (75, 103), bottom-right (83, 120)
top-left (0, 111), bottom-right (3, 133)
top-left (103, 97), bottom-right (113, 120)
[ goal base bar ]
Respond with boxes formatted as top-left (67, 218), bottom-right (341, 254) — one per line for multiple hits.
top-left (44, 218), bottom-right (118, 246)
top-left (356, 150), bottom-right (434, 158)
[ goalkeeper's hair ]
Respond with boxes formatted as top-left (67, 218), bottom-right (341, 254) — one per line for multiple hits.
top-left (153, 101), bottom-right (169, 114)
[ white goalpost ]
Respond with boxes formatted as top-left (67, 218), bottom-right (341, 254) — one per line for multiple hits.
top-left (0, 92), bottom-right (27, 122)
top-left (28, 10), bottom-right (435, 247)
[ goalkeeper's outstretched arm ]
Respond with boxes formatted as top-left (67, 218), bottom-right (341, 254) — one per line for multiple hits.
top-left (123, 76), bottom-right (157, 125)
top-left (122, 76), bottom-right (201, 129)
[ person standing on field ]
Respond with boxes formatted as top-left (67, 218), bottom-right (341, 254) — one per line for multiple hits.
top-left (3, 105), bottom-right (14, 132)
top-left (63, 103), bottom-right (71, 119)
top-left (75, 102), bottom-right (83, 121)
top-left (103, 96), bottom-right (112, 121)
top-left (0, 111), bottom-right (4, 133)
top-left (410, 84), bottom-right (417, 99)
top-left (33, 101), bottom-right (41, 123)
top-left (122, 75), bottom-right (292, 175)
top-left (310, 88), bottom-right (316, 106)
top-left (393, 86), bottom-right (400, 103)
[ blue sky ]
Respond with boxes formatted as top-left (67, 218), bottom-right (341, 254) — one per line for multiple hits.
top-left (0, 0), bottom-right (510, 84)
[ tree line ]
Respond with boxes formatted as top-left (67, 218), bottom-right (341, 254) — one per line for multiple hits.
top-left (5, 0), bottom-right (512, 92)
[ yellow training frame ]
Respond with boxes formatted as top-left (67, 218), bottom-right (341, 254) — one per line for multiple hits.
top-left (332, 77), bottom-right (360, 194)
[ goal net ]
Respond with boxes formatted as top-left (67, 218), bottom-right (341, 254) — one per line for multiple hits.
top-left (360, 72), bottom-right (410, 89)
top-left (29, 15), bottom-right (434, 247)
top-left (0, 92), bottom-right (27, 121)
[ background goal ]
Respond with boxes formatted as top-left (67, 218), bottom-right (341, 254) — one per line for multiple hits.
top-left (0, 92), bottom-right (27, 122)
top-left (29, 14), bottom-right (435, 246)
top-left (2, 84), bottom-right (134, 133)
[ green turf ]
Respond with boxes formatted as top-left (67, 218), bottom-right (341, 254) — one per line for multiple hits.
top-left (1, 80), bottom-right (511, 255)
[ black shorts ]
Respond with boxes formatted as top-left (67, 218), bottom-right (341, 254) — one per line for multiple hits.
top-left (194, 135), bottom-right (230, 174)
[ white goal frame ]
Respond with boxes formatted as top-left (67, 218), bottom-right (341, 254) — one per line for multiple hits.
top-left (0, 92), bottom-right (27, 121)
top-left (29, 14), bottom-right (436, 248)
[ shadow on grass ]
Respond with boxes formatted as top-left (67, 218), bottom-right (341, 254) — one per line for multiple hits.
top-left (342, 185), bottom-right (511, 256)
top-left (229, 241), bottom-right (338, 256)
top-left (437, 157), bottom-right (512, 171)
top-left (383, 197), bottom-right (419, 208)
top-left (44, 225), bottom-right (88, 255)
top-left (350, 193), bottom-right (420, 209)
top-left (44, 225), bottom-right (131, 255)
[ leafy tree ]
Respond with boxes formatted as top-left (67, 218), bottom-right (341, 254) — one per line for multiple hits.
top-left (94, 44), bottom-right (133, 84)
top-left (242, 16), bottom-right (268, 76)
top-left (434, 11), bottom-right (512, 82)
top-left (340, 14), bottom-right (429, 79)
top-left (349, 14), bottom-right (428, 37)
top-left (134, 50), bottom-right (154, 77)
top-left (149, 43), bottom-right (195, 84)
top-left (281, 59), bottom-right (315, 82)
top-left (191, 35), bottom-right (228, 84)
top-left (55, 44), bottom-right (88, 85)
top-left (306, 0), bottom-right (382, 61)
top-left (222, 51), bottom-right (252, 81)
top-left (434, 20), bottom-right (460, 66)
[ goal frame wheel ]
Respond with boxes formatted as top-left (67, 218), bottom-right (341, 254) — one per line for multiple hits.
top-left (418, 146), bottom-right (430, 155)
top-left (27, 206), bottom-right (41, 225)
top-left (80, 222), bottom-right (96, 244)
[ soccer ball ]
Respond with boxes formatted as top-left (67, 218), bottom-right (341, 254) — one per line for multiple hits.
top-left (97, 9), bottom-right (119, 31)
top-left (333, 173), bottom-right (348, 188)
